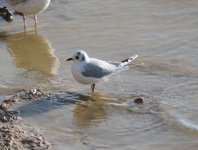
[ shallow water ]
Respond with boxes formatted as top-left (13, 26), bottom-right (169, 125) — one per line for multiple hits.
top-left (0, 0), bottom-right (198, 149)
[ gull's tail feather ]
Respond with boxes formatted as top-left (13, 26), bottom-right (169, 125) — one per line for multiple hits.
top-left (115, 55), bottom-right (138, 72)
top-left (121, 55), bottom-right (138, 66)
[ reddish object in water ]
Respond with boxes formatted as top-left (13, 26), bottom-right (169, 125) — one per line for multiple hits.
top-left (134, 97), bottom-right (144, 104)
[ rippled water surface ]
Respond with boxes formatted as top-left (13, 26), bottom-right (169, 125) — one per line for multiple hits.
top-left (0, 0), bottom-right (198, 149)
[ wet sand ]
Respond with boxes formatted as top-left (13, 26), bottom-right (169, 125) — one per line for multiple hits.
top-left (0, 89), bottom-right (52, 149)
top-left (0, 88), bottom-right (159, 150)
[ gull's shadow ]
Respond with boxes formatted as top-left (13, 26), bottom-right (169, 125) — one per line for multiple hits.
top-left (5, 30), bottom-right (60, 75)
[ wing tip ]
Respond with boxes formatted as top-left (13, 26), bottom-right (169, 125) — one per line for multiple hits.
top-left (121, 54), bottom-right (138, 65)
top-left (131, 55), bottom-right (138, 60)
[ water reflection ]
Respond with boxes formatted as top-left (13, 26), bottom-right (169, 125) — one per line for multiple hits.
top-left (5, 31), bottom-right (60, 75)
top-left (73, 93), bottom-right (108, 128)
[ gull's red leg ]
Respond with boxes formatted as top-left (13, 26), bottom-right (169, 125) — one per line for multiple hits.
top-left (91, 83), bottom-right (96, 93)
top-left (34, 14), bottom-right (38, 29)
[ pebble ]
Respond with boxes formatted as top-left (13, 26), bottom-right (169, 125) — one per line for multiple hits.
top-left (134, 97), bottom-right (144, 104)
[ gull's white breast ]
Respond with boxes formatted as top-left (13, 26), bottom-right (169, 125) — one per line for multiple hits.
top-left (7, 0), bottom-right (51, 15)
top-left (71, 62), bottom-right (101, 84)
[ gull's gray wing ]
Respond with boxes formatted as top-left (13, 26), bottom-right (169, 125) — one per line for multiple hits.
top-left (108, 61), bottom-right (121, 66)
top-left (81, 62), bottom-right (115, 78)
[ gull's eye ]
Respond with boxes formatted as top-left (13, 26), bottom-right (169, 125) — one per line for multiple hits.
top-left (75, 56), bottom-right (79, 59)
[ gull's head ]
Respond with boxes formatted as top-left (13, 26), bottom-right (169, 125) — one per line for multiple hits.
top-left (66, 50), bottom-right (89, 62)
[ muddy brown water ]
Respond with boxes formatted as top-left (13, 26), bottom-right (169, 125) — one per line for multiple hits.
top-left (0, 0), bottom-right (198, 149)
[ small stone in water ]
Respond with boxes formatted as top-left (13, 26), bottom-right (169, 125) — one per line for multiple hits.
top-left (134, 97), bottom-right (144, 104)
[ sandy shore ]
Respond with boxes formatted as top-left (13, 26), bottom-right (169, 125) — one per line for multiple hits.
top-left (0, 88), bottom-right (145, 150)
top-left (0, 89), bottom-right (53, 150)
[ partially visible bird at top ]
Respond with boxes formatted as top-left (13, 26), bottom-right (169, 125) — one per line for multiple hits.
top-left (66, 50), bottom-right (138, 93)
top-left (5, 0), bottom-right (51, 31)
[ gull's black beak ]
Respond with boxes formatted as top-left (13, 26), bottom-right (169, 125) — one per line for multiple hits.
top-left (66, 58), bottom-right (73, 61)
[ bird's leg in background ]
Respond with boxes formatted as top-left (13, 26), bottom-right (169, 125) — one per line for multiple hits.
top-left (34, 14), bottom-right (38, 29)
top-left (22, 14), bottom-right (26, 32)
top-left (91, 83), bottom-right (95, 93)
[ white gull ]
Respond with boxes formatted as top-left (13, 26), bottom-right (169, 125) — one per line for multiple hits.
top-left (66, 50), bottom-right (138, 93)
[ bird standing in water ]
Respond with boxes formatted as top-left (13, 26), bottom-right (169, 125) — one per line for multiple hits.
top-left (6, 0), bottom-right (51, 31)
top-left (66, 50), bottom-right (138, 93)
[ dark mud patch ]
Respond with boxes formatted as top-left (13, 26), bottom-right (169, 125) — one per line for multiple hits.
top-left (0, 110), bottom-right (20, 123)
